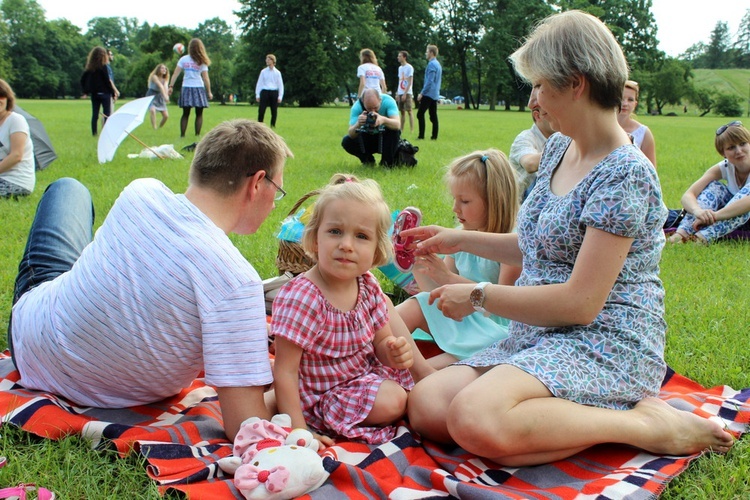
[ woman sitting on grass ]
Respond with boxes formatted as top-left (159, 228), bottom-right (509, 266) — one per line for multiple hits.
top-left (401, 10), bottom-right (734, 467)
top-left (668, 121), bottom-right (750, 244)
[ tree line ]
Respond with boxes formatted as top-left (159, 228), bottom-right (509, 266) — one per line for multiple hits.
top-left (1, 0), bottom-right (748, 116)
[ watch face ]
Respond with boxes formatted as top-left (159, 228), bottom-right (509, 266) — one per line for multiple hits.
top-left (470, 287), bottom-right (483, 307)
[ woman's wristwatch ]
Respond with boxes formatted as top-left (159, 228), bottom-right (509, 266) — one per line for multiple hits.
top-left (470, 282), bottom-right (491, 317)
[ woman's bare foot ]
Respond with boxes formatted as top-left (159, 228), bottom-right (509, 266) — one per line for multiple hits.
top-left (632, 398), bottom-right (734, 456)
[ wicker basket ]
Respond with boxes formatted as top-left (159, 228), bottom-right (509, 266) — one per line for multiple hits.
top-left (275, 189), bottom-right (320, 275)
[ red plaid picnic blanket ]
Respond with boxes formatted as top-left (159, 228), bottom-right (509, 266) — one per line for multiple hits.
top-left (1, 351), bottom-right (748, 499)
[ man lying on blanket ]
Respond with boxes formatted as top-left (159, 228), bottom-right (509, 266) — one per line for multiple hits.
top-left (7, 119), bottom-right (290, 440)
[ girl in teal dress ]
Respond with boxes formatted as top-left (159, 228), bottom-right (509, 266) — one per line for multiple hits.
top-left (396, 149), bottom-right (521, 370)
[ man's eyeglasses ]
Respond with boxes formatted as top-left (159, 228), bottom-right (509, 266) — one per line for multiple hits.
top-left (716, 121), bottom-right (742, 136)
top-left (265, 177), bottom-right (286, 201)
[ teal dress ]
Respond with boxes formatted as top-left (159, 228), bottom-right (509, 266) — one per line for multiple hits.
top-left (413, 251), bottom-right (510, 360)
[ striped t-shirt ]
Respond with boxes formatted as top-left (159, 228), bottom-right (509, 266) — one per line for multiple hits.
top-left (12, 178), bottom-right (272, 407)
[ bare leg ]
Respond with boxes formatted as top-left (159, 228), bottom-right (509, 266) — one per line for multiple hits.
top-left (408, 365), bottom-right (483, 442)
top-left (159, 110), bottom-right (169, 128)
top-left (149, 107), bottom-right (157, 129)
top-left (361, 380), bottom-right (408, 426)
top-left (428, 352), bottom-right (459, 370)
top-left (407, 110), bottom-right (414, 133)
top-left (395, 297), bottom-right (428, 333)
top-left (441, 365), bottom-right (735, 467)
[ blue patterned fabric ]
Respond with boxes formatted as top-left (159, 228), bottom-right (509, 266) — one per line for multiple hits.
top-left (460, 134), bottom-right (669, 410)
top-left (676, 180), bottom-right (750, 242)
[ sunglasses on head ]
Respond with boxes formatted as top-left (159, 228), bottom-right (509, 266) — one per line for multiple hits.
top-left (716, 121), bottom-right (742, 136)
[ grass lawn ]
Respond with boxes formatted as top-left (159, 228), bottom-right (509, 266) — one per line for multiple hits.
top-left (1, 100), bottom-right (749, 497)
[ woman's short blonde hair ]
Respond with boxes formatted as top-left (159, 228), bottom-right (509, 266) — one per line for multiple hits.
top-left (445, 149), bottom-right (518, 234)
top-left (715, 123), bottom-right (750, 156)
top-left (510, 10), bottom-right (628, 110)
top-left (624, 80), bottom-right (639, 101)
top-left (302, 173), bottom-right (393, 267)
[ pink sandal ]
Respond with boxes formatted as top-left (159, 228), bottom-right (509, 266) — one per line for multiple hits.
top-left (392, 207), bottom-right (422, 273)
top-left (0, 485), bottom-right (56, 500)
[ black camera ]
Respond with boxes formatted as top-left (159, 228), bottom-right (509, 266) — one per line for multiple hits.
top-left (358, 111), bottom-right (382, 134)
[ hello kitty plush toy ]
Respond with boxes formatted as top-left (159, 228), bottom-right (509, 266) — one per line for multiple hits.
top-left (218, 414), bottom-right (329, 500)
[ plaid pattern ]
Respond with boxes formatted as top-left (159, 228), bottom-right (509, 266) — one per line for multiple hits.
top-left (1, 352), bottom-right (748, 499)
top-left (272, 273), bottom-right (414, 443)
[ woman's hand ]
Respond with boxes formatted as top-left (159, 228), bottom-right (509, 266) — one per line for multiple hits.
top-left (400, 225), bottom-right (462, 256)
top-left (428, 283), bottom-right (475, 321)
top-left (692, 208), bottom-right (716, 230)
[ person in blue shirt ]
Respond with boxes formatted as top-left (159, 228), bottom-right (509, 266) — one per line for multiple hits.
top-left (417, 44), bottom-right (442, 141)
top-left (342, 88), bottom-right (401, 167)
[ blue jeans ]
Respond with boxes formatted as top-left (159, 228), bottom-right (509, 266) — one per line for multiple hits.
top-left (8, 178), bottom-right (94, 360)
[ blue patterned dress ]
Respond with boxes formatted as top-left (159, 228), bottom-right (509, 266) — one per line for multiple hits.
top-left (459, 133), bottom-right (668, 410)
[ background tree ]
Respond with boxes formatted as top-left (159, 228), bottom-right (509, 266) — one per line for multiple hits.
top-left (713, 92), bottom-right (743, 117)
top-left (648, 57), bottom-right (693, 114)
top-left (434, 0), bottom-right (482, 109)
top-left (85, 17), bottom-right (138, 56)
top-left (0, 11), bottom-right (13, 80)
top-left (733, 9), bottom-right (750, 68)
top-left (478, 0), bottom-right (553, 111)
top-left (372, 0), bottom-right (433, 97)
top-left (705, 21), bottom-right (731, 69)
top-left (237, 0), bottom-right (342, 106)
top-left (195, 18), bottom-right (236, 103)
top-left (1, 0), bottom-right (49, 97)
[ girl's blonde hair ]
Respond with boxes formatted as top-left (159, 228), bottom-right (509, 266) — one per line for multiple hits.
top-left (445, 149), bottom-right (518, 234)
top-left (302, 173), bottom-right (393, 267)
top-left (715, 123), bottom-right (750, 156)
top-left (188, 38), bottom-right (211, 66)
top-left (148, 64), bottom-right (169, 85)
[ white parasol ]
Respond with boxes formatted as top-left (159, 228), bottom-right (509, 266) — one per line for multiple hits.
top-left (97, 96), bottom-right (164, 163)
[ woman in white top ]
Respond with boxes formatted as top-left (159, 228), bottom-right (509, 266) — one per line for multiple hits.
top-left (0, 79), bottom-right (35, 198)
top-left (169, 38), bottom-right (212, 137)
top-left (618, 80), bottom-right (656, 167)
top-left (667, 121), bottom-right (750, 244)
top-left (357, 48), bottom-right (387, 97)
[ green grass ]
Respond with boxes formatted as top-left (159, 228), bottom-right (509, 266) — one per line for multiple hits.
top-left (1, 101), bottom-right (749, 497)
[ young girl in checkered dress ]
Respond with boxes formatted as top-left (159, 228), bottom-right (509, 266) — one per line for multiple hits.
top-left (272, 174), bottom-right (415, 445)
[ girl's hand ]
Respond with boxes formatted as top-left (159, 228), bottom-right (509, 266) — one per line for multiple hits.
top-left (385, 336), bottom-right (413, 369)
top-left (412, 253), bottom-right (452, 289)
top-left (313, 432), bottom-right (335, 449)
top-left (428, 283), bottom-right (475, 321)
top-left (400, 225), bottom-right (462, 256)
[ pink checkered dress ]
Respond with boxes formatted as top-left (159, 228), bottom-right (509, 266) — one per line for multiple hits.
top-left (272, 272), bottom-right (414, 444)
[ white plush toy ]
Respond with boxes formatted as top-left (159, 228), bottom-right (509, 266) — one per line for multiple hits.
top-left (218, 414), bottom-right (330, 500)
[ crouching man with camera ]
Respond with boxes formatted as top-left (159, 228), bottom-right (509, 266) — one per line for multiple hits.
top-left (342, 88), bottom-right (401, 167)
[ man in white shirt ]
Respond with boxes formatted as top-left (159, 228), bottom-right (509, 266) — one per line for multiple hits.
top-left (9, 119), bottom-right (292, 441)
top-left (255, 54), bottom-right (284, 128)
top-left (509, 103), bottom-right (554, 202)
top-left (396, 51), bottom-right (414, 133)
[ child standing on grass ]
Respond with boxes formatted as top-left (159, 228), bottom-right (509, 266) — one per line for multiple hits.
top-left (396, 149), bottom-right (521, 370)
top-left (272, 174), bottom-right (415, 445)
